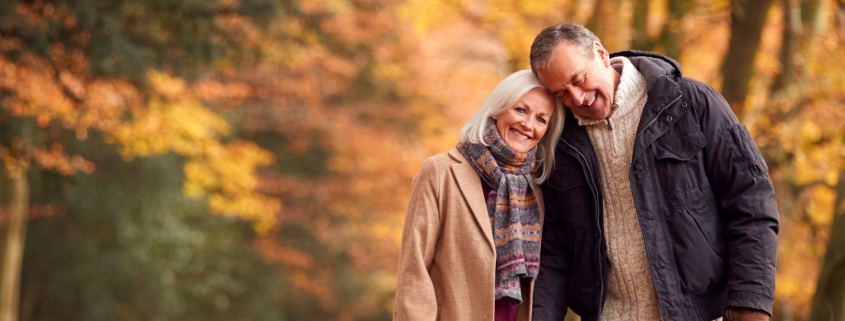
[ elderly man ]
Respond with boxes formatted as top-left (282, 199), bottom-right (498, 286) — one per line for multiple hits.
top-left (530, 22), bottom-right (778, 321)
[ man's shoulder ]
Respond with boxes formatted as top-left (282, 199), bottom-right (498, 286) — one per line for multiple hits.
top-left (675, 76), bottom-right (741, 131)
top-left (679, 77), bottom-right (718, 94)
top-left (677, 77), bottom-right (730, 108)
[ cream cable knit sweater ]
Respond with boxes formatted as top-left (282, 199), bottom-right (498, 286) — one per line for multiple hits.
top-left (573, 57), bottom-right (664, 321)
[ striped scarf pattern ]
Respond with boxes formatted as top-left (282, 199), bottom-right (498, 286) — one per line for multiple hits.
top-left (456, 122), bottom-right (542, 303)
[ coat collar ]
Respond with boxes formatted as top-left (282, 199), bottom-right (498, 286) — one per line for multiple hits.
top-left (447, 148), bottom-right (496, 253)
top-left (446, 148), bottom-right (546, 253)
top-left (610, 50), bottom-right (683, 90)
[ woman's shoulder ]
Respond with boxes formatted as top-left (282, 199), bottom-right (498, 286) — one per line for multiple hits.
top-left (421, 148), bottom-right (464, 169)
top-left (416, 149), bottom-right (461, 178)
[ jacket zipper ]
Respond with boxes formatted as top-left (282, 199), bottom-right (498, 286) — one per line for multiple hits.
top-left (634, 95), bottom-right (683, 141)
top-left (560, 93), bottom-right (681, 318)
top-left (629, 93), bottom-right (682, 320)
top-left (560, 137), bottom-right (604, 317)
top-left (630, 155), bottom-right (672, 319)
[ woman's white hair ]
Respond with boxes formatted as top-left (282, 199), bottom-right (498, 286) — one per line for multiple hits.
top-left (458, 70), bottom-right (565, 184)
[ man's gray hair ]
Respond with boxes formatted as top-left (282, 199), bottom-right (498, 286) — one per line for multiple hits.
top-left (530, 22), bottom-right (600, 75)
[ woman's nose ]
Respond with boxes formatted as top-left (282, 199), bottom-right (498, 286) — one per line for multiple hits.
top-left (520, 115), bottom-right (534, 128)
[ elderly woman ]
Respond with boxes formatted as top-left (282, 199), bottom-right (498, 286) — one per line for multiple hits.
top-left (394, 70), bottom-right (564, 321)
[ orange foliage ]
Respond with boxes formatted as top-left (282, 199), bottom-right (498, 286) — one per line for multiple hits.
top-left (0, 2), bottom-right (280, 233)
top-left (4, 0), bottom-right (845, 318)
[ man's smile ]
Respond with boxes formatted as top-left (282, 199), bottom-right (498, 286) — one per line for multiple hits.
top-left (585, 93), bottom-right (597, 107)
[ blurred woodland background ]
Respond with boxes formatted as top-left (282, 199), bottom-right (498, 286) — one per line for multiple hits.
top-left (0, 0), bottom-right (844, 320)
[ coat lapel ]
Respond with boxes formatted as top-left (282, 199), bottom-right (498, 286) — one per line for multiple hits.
top-left (447, 148), bottom-right (496, 253)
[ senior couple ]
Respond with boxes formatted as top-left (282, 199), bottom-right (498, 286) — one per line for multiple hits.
top-left (394, 22), bottom-right (779, 321)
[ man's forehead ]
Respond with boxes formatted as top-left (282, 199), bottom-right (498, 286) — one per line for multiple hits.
top-left (539, 61), bottom-right (586, 90)
top-left (552, 45), bottom-right (586, 70)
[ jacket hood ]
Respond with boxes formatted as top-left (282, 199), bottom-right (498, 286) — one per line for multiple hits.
top-left (610, 50), bottom-right (682, 91)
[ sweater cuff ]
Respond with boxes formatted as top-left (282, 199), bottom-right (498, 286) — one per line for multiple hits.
top-left (726, 291), bottom-right (774, 316)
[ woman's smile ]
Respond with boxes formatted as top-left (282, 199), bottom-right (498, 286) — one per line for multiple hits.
top-left (494, 87), bottom-right (554, 153)
top-left (511, 128), bottom-right (531, 140)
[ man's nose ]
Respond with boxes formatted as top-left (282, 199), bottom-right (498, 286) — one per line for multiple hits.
top-left (569, 87), bottom-right (585, 106)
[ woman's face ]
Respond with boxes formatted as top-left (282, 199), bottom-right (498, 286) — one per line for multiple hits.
top-left (493, 88), bottom-right (555, 153)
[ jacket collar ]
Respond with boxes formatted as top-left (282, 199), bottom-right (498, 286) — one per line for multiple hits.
top-left (610, 50), bottom-right (683, 90)
top-left (447, 148), bottom-right (496, 253)
top-left (613, 51), bottom-right (689, 162)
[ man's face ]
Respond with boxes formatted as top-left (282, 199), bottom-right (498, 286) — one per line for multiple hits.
top-left (536, 42), bottom-right (620, 121)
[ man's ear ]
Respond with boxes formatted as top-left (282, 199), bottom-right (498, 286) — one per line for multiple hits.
top-left (594, 42), bottom-right (611, 67)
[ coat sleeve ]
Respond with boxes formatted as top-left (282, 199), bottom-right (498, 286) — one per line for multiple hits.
top-left (687, 79), bottom-right (779, 315)
top-left (531, 183), bottom-right (572, 321)
top-left (393, 157), bottom-right (443, 321)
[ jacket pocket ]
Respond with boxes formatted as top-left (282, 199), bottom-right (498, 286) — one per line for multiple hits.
top-left (654, 127), bottom-right (727, 293)
top-left (653, 127), bottom-right (709, 207)
top-left (654, 126), bottom-right (706, 161)
top-left (665, 193), bottom-right (727, 294)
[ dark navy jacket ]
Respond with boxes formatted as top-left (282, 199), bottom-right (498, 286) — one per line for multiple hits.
top-left (532, 51), bottom-right (779, 321)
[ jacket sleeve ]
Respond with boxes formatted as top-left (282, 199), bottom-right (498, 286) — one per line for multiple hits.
top-left (688, 79), bottom-right (779, 315)
top-left (393, 157), bottom-right (442, 321)
top-left (532, 184), bottom-right (572, 320)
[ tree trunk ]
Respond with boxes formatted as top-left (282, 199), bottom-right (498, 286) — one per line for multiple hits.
top-left (0, 173), bottom-right (29, 321)
top-left (771, 0), bottom-right (801, 93)
top-left (585, 0), bottom-right (627, 52)
top-left (631, 0), bottom-right (652, 51)
top-left (781, 300), bottom-right (795, 321)
top-left (801, 0), bottom-right (831, 34)
top-left (0, 120), bottom-right (33, 321)
top-left (808, 169), bottom-right (845, 321)
top-left (661, 0), bottom-right (685, 59)
top-left (720, 0), bottom-right (776, 118)
top-left (586, 0), bottom-right (608, 43)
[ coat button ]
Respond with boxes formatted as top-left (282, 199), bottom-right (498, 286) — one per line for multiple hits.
top-left (682, 102), bottom-right (688, 107)
top-left (666, 116), bottom-right (673, 122)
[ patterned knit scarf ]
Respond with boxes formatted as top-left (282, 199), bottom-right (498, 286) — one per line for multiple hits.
top-left (456, 122), bottom-right (542, 303)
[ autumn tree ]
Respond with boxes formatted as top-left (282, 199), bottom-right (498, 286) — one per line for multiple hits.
top-left (19, 139), bottom-right (290, 320)
top-left (809, 166), bottom-right (845, 321)
top-left (0, 1), bottom-right (279, 319)
top-left (720, 0), bottom-right (777, 116)
top-left (1, 0), bottom-right (843, 320)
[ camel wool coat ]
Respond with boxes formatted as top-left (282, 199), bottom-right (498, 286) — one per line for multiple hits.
top-left (394, 148), bottom-right (545, 321)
